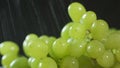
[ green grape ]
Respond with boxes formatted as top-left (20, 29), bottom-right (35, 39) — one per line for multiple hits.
top-left (0, 48), bottom-right (1, 55)
top-left (23, 40), bottom-right (32, 57)
top-left (114, 49), bottom-right (120, 62)
top-left (61, 22), bottom-right (73, 39)
top-left (90, 19), bottom-right (109, 42)
top-left (96, 50), bottom-right (115, 68)
top-left (68, 2), bottom-right (86, 23)
top-left (27, 39), bottom-right (49, 59)
top-left (25, 33), bottom-right (38, 41)
top-left (39, 35), bottom-right (56, 52)
top-left (117, 30), bottom-right (120, 34)
top-left (48, 49), bottom-right (58, 61)
top-left (52, 38), bottom-right (70, 58)
top-left (60, 56), bottom-right (79, 68)
top-left (39, 35), bottom-right (49, 44)
top-left (87, 40), bottom-right (105, 58)
top-left (69, 23), bottom-right (86, 41)
top-left (78, 55), bottom-right (94, 68)
top-left (49, 36), bottom-right (56, 42)
top-left (39, 35), bottom-right (48, 40)
top-left (112, 63), bottom-right (120, 68)
top-left (10, 56), bottom-right (30, 68)
top-left (39, 36), bottom-right (57, 59)
top-left (28, 57), bottom-right (34, 66)
top-left (105, 32), bottom-right (120, 49)
top-left (67, 38), bottom-right (87, 57)
top-left (39, 35), bottom-right (56, 49)
top-left (48, 36), bottom-right (56, 47)
top-left (30, 58), bottom-right (40, 68)
top-left (94, 63), bottom-right (103, 68)
top-left (1, 53), bottom-right (18, 68)
top-left (0, 41), bottom-right (19, 55)
top-left (86, 32), bottom-right (93, 41)
top-left (109, 28), bottom-right (117, 34)
top-left (48, 37), bottom-right (57, 59)
top-left (38, 57), bottom-right (58, 68)
top-left (23, 33), bottom-right (38, 57)
top-left (3, 66), bottom-right (9, 68)
top-left (80, 11), bottom-right (97, 29)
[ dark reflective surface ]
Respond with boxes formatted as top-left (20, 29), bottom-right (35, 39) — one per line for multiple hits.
top-left (0, 0), bottom-right (120, 65)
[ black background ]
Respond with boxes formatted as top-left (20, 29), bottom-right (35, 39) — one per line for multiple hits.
top-left (0, 0), bottom-right (120, 65)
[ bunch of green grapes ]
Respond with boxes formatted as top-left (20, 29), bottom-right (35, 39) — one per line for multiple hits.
top-left (0, 2), bottom-right (120, 68)
top-left (0, 41), bottom-right (19, 68)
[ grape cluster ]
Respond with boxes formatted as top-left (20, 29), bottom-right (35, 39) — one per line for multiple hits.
top-left (0, 2), bottom-right (120, 68)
